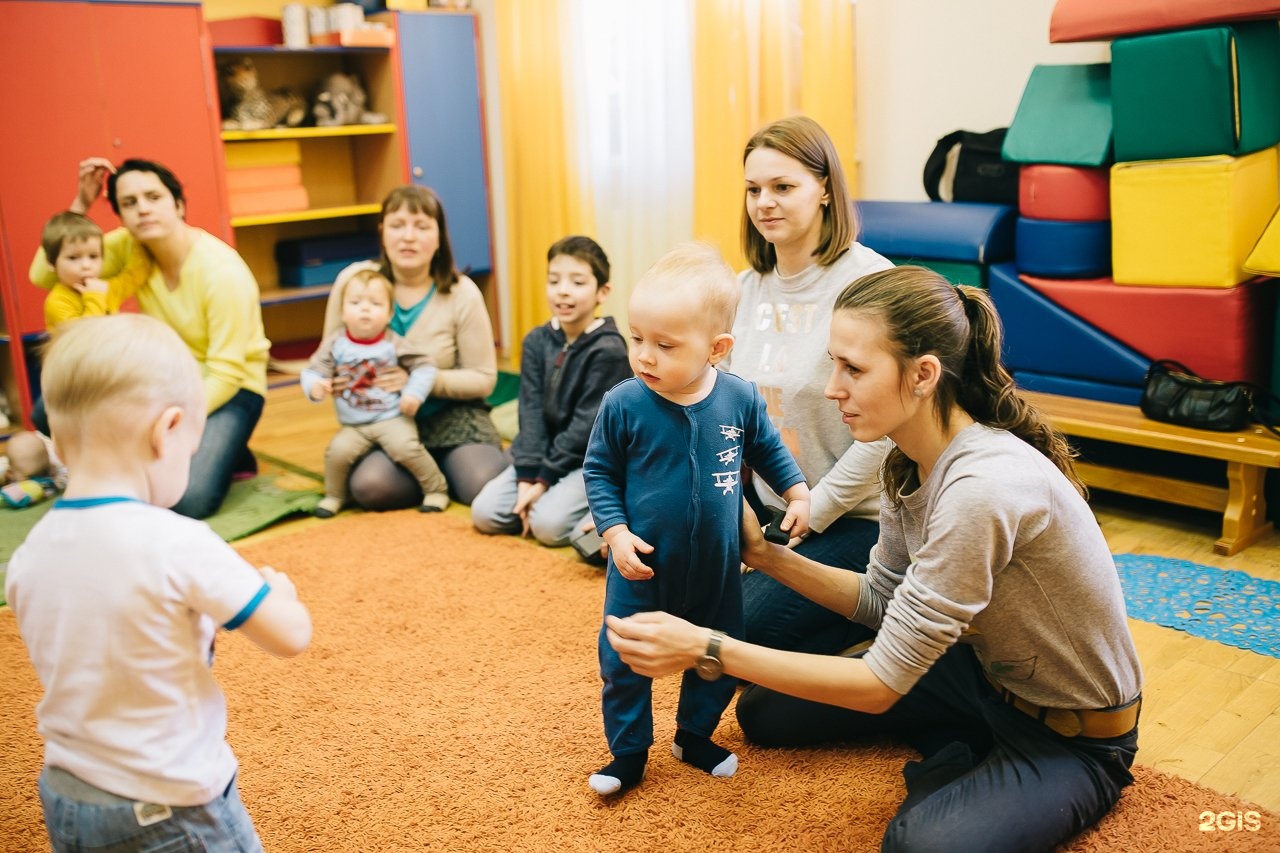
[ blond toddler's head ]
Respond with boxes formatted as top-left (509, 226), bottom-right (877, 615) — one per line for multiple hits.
top-left (42, 314), bottom-right (204, 481)
top-left (42, 211), bottom-right (105, 287)
top-left (631, 242), bottom-right (740, 337)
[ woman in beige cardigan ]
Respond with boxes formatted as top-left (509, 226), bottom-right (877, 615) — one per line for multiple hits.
top-left (323, 185), bottom-right (506, 507)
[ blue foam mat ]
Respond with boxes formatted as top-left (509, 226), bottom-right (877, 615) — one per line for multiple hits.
top-left (1115, 554), bottom-right (1280, 658)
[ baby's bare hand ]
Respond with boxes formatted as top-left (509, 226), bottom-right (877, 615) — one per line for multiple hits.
top-left (259, 565), bottom-right (299, 599)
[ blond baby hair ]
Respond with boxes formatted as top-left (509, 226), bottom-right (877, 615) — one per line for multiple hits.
top-left (634, 241), bottom-right (740, 334)
top-left (340, 267), bottom-right (396, 305)
top-left (42, 314), bottom-right (204, 444)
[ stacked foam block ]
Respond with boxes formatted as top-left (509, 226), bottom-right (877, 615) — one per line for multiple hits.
top-left (855, 200), bottom-right (1017, 289)
top-left (994, 0), bottom-right (1280, 404)
top-left (225, 140), bottom-right (310, 218)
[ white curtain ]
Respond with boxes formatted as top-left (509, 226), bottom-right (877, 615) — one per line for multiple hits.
top-left (568, 0), bottom-right (695, 330)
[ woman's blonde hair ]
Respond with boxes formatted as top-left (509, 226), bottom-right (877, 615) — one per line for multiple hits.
top-left (42, 314), bottom-right (203, 443)
top-left (741, 115), bottom-right (857, 274)
top-left (833, 265), bottom-right (1083, 502)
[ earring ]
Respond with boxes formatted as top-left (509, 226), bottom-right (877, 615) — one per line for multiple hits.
top-left (913, 387), bottom-right (924, 397)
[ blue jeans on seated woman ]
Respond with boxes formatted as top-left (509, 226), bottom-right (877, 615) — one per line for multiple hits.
top-left (39, 766), bottom-right (262, 852)
top-left (741, 511), bottom-right (880, 655)
top-left (172, 389), bottom-right (264, 520)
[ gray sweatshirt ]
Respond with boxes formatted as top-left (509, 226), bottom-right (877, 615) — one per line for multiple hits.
top-left (726, 244), bottom-right (895, 532)
top-left (855, 424), bottom-right (1143, 710)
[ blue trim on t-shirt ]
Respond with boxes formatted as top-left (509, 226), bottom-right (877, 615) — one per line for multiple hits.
top-left (224, 583), bottom-right (270, 630)
top-left (53, 496), bottom-right (144, 509)
top-left (391, 284), bottom-right (436, 336)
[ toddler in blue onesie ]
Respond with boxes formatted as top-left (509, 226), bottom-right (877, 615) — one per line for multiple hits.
top-left (583, 242), bottom-right (810, 796)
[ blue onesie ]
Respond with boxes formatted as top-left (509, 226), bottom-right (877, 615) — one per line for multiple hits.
top-left (584, 370), bottom-right (804, 757)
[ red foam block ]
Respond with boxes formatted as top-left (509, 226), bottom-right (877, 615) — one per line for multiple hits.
top-left (1019, 164), bottom-right (1110, 221)
top-left (1021, 273), bottom-right (1276, 385)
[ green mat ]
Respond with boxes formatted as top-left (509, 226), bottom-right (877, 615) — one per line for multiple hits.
top-left (0, 474), bottom-right (321, 603)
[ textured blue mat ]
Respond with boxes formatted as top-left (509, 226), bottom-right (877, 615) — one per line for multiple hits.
top-left (1115, 554), bottom-right (1280, 658)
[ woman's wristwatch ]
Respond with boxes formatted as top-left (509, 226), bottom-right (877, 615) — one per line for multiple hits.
top-left (694, 630), bottom-right (726, 681)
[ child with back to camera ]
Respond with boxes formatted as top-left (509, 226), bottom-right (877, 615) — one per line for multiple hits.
top-left (471, 235), bottom-right (631, 551)
top-left (302, 267), bottom-right (450, 517)
top-left (5, 313), bottom-right (312, 852)
top-left (582, 242), bottom-right (811, 796)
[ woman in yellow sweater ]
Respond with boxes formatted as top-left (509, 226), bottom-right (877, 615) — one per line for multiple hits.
top-left (30, 157), bottom-right (270, 519)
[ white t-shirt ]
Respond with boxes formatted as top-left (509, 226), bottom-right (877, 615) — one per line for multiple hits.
top-left (5, 497), bottom-right (269, 805)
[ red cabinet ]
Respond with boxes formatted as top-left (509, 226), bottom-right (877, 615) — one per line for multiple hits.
top-left (0, 0), bottom-right (226, 423)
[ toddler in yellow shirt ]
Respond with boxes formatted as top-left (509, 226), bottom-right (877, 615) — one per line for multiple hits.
top-left (39, 211), bottom-right (150, 331)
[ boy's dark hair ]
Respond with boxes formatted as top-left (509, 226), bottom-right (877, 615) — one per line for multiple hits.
top-left (547, 235), bottom-right (610, 287)
top-left (41, 211), bottom-right (103, 264)
top-left (106, 159), bottom-right (186, 216)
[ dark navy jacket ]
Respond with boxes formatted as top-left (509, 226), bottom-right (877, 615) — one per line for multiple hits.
top-left (512, 316), bottom-right (631, 487)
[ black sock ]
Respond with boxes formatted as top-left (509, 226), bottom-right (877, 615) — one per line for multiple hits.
top-left (672, 729), bottom-right (737, 777)
top-left (588, 751), bottom-right (648, 795)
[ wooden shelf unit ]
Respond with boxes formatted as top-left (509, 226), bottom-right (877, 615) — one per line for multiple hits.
top-left (213, 44), bottom-right (409, 343)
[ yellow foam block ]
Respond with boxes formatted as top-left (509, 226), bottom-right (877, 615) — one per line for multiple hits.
top-left (1111, 146), bottom-right (1278, 287)
top-left (1244, 204), bottom-right (1280, 276)
top-left (224, 140), bottom-right (302, 170)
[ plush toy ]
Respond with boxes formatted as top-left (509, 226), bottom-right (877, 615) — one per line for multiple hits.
top-left (218, 57), bottom-right (307, 131)
top-left (312, 73), bottom-right (389, 127)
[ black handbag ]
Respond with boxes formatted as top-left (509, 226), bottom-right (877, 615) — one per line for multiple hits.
top-left (922, 128), bottom-right (1020, 205)
top-left (1140, 360), bottom-right (1280, 436)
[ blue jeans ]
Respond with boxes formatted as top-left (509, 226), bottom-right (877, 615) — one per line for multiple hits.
top-left (736, 644), bottom-right (1139, 853)
top-left (742, 514), bottom-right (880, 654)
top-left (172, 390), bottom-right (264, 520)
top-left (38, 766), bottom-right (262, 852)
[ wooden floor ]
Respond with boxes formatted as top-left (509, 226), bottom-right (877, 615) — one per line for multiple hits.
top-left (249, 380), bottom-right (1280, 813)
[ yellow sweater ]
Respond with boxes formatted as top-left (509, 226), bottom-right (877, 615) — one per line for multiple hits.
top-left (42, 241), bottom-right (153, 330)
top-left (30, 228), bottom-right (269, 411)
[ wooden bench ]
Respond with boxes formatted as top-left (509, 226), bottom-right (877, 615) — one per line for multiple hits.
top-left (1022, 391), bottom-right (1280, 556)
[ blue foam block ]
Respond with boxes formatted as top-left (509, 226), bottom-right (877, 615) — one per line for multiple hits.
top-left (989, 263), bottom-right (1150, 386)
top-left (1013, 370), bottom-right (1144, 405)
top-left (856, 201), bottom-right (1016, 264)
top-left (1015, 217), bottom-right (1112, 278)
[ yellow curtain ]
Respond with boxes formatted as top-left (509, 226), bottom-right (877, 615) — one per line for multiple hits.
top-left (492, 0), bottom-right (594, 365)
top-left (691, 0), bottom-right (858, 271)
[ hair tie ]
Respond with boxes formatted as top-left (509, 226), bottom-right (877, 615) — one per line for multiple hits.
top-left (955, 286), bottom-right (968, 306)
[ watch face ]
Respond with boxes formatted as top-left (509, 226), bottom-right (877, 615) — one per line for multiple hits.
top-left (695, 655), bottom-right (724, 681)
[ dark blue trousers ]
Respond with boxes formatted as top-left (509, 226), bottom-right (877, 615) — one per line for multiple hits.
top-left (599, 566), bottom-right (743, 757)
top-left (736, 644), bottom-right (1138, 853)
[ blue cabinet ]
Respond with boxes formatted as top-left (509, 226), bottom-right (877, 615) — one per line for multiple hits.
top-left (397, 11), bottom-right (494, 277)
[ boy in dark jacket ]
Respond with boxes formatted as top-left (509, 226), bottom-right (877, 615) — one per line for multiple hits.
top-left (471, 236), bottom-right (631, 551)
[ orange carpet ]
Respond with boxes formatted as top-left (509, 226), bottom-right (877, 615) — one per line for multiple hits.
top-left (2, 510), bottom-right (1278, 852)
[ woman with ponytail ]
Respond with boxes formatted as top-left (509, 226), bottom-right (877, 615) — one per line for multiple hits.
top-left (603, 266), bottom-right (1143, 851)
